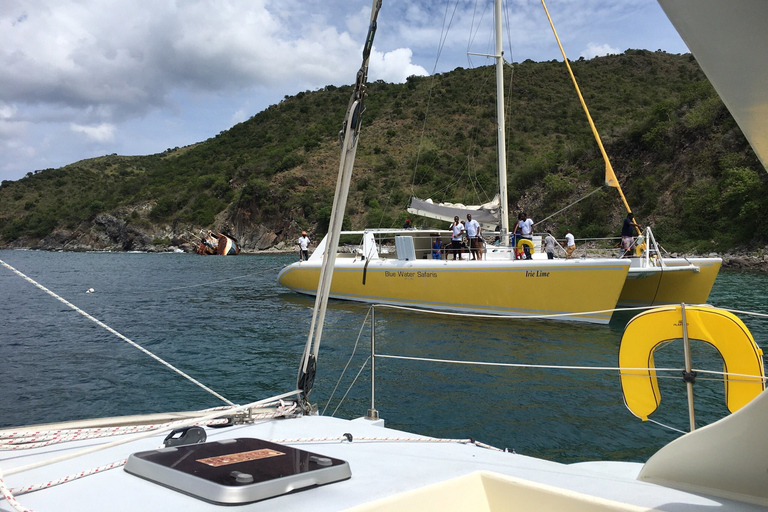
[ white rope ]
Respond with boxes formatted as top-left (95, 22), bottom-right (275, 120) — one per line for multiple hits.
top-left (374, 353), bottom-right (684, 374)
top-left (0, 258), bottom-right (234, 406)
top-left (3, 404), bottom-right (299, 498)
top-left (0, 469), bottom-right (36, 512)
top-left (717, 308), bottom-right (768, 320)
top-left (0, 419), bottom-right (230, 450)
top-left (373, 302), bottom-right (655, 321)
top-left (648, 419), bottom-right (687, 435)
top-left (2, 390), bottom-right (300, 477)
top-left (7, 459), bottom-right (128, 498)
top-left (267, 435), bottom-right (506, 452)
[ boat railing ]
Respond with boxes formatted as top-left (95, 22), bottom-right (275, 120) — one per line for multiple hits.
top-left (355, 303), bottom-right (768, 434)
top-left (355, 231), bottom-right (636, 260)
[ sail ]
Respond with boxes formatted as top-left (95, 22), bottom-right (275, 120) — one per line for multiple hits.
top-left (407, 195), bottom-right (501, 230)
top-left (658, 0), bottom-right (768, 172)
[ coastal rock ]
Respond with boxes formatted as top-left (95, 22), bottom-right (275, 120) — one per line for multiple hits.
top-left (257, 231), bottom-right (277, 251)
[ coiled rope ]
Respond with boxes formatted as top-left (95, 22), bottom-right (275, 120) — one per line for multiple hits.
top-left (0, 392), bottom-right (300, 511)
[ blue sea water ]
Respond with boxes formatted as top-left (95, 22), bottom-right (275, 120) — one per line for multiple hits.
top-left (1, 249), bottom-right (767, 463)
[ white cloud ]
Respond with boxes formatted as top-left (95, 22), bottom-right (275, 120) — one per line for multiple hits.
top-left (580, 43), bottom-right (621, 60)
top-left (231, 108), bottom-right (248, 125)
top-left (70, 123), bottom-right (116, 142)
top-left (0, 0), bottom-right (689, 183)
top-left (369, 48), bottom-right (428, 83)
top-left (0, 102), bottom-right (17, 119)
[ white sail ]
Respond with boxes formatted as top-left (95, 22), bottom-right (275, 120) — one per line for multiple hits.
top-left (658, 0), bottom-right (768, 172)
top-left (407, 195), bottom-right (501, 230)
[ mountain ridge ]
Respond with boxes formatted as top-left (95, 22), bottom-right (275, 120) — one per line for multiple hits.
top-left (1, 49), bottom-right (766, 255)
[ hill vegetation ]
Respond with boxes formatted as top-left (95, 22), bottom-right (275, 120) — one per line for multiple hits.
top-left (1, 49), bottom-right (766, 253)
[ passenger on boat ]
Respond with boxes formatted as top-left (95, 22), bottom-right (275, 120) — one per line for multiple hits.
top-left (432, 238), bottom-right (442, 259)
top-left (621, 212), bottom-right (640, 258)
top-left (511, 214), bottom-right (524, 258)
top-left (543, 230), bottom-right (557, 260)
top-left (520, 213), bottom-right (534, 260)
top-left (298, 231), bottom-right (310, 261)
top-left (465, 214), bottom-right (482, 260)
top-left (450, 216), bottom-right (464, 260)
top-left (564, 229), bottom-right (576, 259)
top-left (403, 218), bottom-right (412, 229)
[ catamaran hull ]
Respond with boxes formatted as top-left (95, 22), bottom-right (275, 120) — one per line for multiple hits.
top-left (618, 257), bottom-right (722, 307)
top-left (278, 258), bottom-right (630, 324)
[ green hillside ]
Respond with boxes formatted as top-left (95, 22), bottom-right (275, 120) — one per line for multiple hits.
top-left (1, 49), bottom-right (766, 253)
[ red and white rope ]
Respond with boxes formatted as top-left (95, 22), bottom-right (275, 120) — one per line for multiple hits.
top-left (1, 469), bottom-right (36, 512)
top-left (8, 459), bottom-right (128, 497)
top-left (0, 398), bottom-right (300, 503)
top-left (0, 419), bottom-right (230, 451)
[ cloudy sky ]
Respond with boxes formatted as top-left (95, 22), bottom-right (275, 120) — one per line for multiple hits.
top-left (0, 0), bottom-right (689, 183)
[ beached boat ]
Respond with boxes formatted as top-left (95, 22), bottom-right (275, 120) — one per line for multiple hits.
top-left (195, 230), bottom-right (240, 256)
top-left (2, 1), bottom-right (768, 511)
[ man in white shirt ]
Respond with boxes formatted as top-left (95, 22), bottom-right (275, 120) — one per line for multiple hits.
top-left (465, 214), bottom-right (482, 260)
top-left (298, 231), bottom-right (310, 261)
top-left (520, 213), bottom-right (534, 260)
top-left (564, 229), bottom-right (575, 259)
top-left (450, 216), bottom-right (465, 260)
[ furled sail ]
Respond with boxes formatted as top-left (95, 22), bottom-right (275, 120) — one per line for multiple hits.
top-left (407, 195), bottom-right (500, 230)
top-left (658, 0), bottom-right (768, 172)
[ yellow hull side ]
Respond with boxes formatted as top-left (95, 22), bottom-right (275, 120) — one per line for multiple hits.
top-left (618, 258), bottom-right (722, 307)
top-left (278, 259), bottom-right (630, 323)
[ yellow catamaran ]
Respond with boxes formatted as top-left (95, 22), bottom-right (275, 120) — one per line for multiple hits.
top-left (279, 0), bottom-right (631, 324)
top-left (278, 228), bottom-right (629, 324)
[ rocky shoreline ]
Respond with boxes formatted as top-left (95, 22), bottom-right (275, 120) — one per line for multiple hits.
top-left (2, 241), bottom-right (767, 271)
top-left (2, 209), bottom-right (766, 270)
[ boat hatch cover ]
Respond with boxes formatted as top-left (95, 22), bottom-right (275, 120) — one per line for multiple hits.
top-left (124, 437), bottom-right (351, 504)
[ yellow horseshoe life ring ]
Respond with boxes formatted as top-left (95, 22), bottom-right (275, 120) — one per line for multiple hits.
top-left (516, 238), bottom-right (535, 254)
top-left (619, 305), bottom-right (764, 421)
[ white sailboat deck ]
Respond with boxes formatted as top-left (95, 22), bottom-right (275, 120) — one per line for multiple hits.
top-left (2, 411), bottom-right (766, 512)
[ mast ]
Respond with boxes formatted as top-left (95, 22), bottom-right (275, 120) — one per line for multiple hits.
top-left (297, 0), bottom-right (382, 405)
top-left (494, 0), bottom-right (510, 246)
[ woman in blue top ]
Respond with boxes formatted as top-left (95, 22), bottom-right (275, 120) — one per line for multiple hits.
top-left (432, 238), bottom-right (442, 259)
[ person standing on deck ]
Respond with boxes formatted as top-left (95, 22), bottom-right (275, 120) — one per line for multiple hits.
top-left (450, 216), bottom-right (465, 260)
top-left (520, 213), bottom-right (534, 260)
top-left (465, 214), bottom-right (482, 260)
top-left (564, 229), bottom-right (576, 259)
top-left (298, 231), bottom-right (310, 261)
top-left (621, 212), bottom-right (640, 258)
top-left (543, 229), bottom-right (557, 260)
top-left (511, 213), bottom-right (524, 259)
top-left (432, 237), bottom-right (443, 259)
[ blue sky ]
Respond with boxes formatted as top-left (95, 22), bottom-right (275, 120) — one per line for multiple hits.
top-left (0, 0), bottom-right (689, 183)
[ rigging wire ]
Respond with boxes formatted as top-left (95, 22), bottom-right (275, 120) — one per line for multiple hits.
top-left (322, 308), bottom-right (372, 416)
top-left (534, 185), bottom-right (605, 227)
top-left (0, 258), bottom-right (235, 407)
top-left (330, 356), bottom-right (371, 418)
top-left (408, 0), bottom-right (462, 203)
